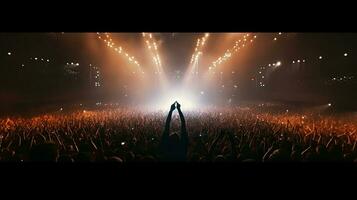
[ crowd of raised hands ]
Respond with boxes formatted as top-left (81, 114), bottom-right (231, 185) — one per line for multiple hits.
top-left (1, 105), bottom-right (357, 162)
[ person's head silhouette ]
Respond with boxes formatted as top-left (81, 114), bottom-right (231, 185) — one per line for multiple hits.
top-left (161, 102), bottom-right (188, 161)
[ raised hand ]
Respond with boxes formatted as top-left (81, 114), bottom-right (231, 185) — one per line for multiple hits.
top-left (176, 102), bottom-right (181, 110)
top-left (170, 102), bottom-right (176, 112)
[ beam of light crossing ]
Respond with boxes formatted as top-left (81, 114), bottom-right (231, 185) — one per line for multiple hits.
top-left (97, 32), bottom-right (143, 73)
top-left (208, 33), bottom-right (257, 72)
top-left (183, 33), bottom-right (209, 84)
top-left (142, 32), bottom-right (168, 89)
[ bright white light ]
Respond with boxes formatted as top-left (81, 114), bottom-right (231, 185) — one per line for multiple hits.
top-left (319, 56), bottom-right (322, 59)
top-left (344, 53), bottom-right (348, 57)
top-left (7, 52), bottom-right (11, 56)
top-left (276, 61), bottom-right (281, 66)
top-left (152, 88), bottom-right (199, 111)
top-left (328, 103), bottom-right (332, 107)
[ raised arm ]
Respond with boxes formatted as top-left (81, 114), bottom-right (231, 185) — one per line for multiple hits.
top-left (162, 103), bottom-right (176, 143)
top-left (176, 102), bottom-right (188, 146)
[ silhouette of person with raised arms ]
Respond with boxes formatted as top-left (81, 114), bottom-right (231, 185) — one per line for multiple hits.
top-left (160, 101), bottom-right (188, 161)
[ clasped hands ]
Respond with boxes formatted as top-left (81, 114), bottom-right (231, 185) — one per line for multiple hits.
top-left (170, 101), bottom-right (181, 112)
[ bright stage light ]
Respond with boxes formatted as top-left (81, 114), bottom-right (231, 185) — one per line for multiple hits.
top-left (150, 88), bottom-right (199, 112)
top-left (160, 93), bottom-right (197, 111)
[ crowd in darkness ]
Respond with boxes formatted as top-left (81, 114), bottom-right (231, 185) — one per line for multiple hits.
top-left (1, 104), bottom-right (357, 162)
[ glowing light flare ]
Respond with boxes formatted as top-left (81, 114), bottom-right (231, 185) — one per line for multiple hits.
top-left (209, 33), bottom-right (256, 71)
top-left (184, 33), bottom-right (210, 83)
top-left (143, 32), bottom-right (163, 72)
top-left (97, 32), bottom-right (141, 69)
top-left (152, 88), bottom-right (199, 112)
top-left (190, 33), bottom-right (209, 65)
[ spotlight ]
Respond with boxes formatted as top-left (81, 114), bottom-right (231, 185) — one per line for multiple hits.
top-left (153, 88), bottom-right (199, 111)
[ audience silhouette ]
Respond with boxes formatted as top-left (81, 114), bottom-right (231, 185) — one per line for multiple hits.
top-left (160, 102), bottom-right (188, 161)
